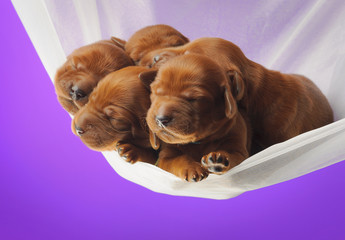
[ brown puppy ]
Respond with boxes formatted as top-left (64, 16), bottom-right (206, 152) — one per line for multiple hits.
top-left (125, 24), bottom-right (189, 65)
top-left (140, 37), bottom-right (334, 149)
top-left (71, 66), bottom-right (158, 165)
top-left (141, 54), bottom-right (249, 181)
top-left (54, 38), bottom-right (133, 115)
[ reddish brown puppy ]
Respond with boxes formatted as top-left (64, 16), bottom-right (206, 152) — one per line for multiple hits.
top-left (140, 37), bottom-right (334, 150)
top-left (125, 24), bottom-right (189, 65)
top-left (54, 38), bottom-right (133, 115)
top-left (71, 66), bottom-right (158, 165)
top-left (141, 54), bottom-right (250, 181)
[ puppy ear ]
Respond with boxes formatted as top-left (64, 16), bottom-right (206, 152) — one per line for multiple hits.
top-left (138, 70), bottom-right (158, 91)
top-left (224, 82), bottom-right (237, 119)
top-left (149, 130), bottom-right (161, 150)
top-left (227, 70), bottom-right (245, 101)
top-left (110, 37), bottom-right (126, 49)
top-left (164, 35), bottom-right (189, 47)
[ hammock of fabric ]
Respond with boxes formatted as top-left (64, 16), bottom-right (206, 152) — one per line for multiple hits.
top-left (12, 0), bottom-right (345, 199)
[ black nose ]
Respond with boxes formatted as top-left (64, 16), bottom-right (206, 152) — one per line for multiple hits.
top-left (70, 86), bottom-right (86, 101)
top-left (155, 115), bottom-right (172, 127)
top-left (75, 125), bottom-right (85, 136)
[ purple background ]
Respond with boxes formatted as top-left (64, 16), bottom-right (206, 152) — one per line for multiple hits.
top-left (1, 1), bottom-right (345, 239)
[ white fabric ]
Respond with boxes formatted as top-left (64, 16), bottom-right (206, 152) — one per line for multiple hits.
top-left (12, 0), bottom-right (345, 199)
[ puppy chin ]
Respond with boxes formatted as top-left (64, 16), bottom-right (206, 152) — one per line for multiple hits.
top-left (153, 126), bottom-right (198, 145)
top-left (81, 138), bottom-right (116, 152)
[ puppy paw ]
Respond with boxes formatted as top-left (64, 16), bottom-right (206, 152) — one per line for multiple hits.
top-left (182, 162), bottom-right (209, 182)
top-left (201, 152), bottom-right (231, 175)
top-left (115, 142), bottom-right (139, 164)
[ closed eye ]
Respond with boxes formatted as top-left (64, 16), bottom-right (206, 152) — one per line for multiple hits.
top-left (109, 118), bottom-right (131, 132)
top-left (186, 98), bottom-right (197, 103)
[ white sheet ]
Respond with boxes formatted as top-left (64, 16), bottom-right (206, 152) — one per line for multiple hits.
top-left (12, 0), bottom-right (345, 199)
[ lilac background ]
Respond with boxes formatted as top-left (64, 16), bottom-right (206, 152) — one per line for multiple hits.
top-left (1, 0), bottom-right (345, 239)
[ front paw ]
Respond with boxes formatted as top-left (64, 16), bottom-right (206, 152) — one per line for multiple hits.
top-left (182, 162), bottom-right (209, 182)
top-left (115, 142), bottom-right (138, 164)
top-left (201, 152), bottom-right (231, 175)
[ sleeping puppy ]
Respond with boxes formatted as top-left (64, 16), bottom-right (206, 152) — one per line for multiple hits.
top-left (141, 54), bottom-right (250, 181)
top-left (140, 37), bottom-right (334, 149)
top-left (54, 38), bottom-right (133, 115)
top-left (71, 66), bottom-right (158, 165)
top-left (125, 24), bottom-right (189, 65)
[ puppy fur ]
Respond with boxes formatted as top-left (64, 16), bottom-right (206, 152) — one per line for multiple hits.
top-left (140, 37), bottom-right (334, 150)
top-left (71, 66), bottom-right (157, 165)
top-left (142, 54), bottom-right (250, 181)
top-left (125, 24), bottom-right (189, 64)
top-left (54, 38), bottom-right (133, 115)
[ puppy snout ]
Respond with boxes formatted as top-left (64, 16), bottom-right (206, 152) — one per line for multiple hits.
top-left (70, 85), bottom-right (86, 100)
top-left (155, 115), bottom-right (172, 127)
top-left (74, 124), bottom-right (85, 136)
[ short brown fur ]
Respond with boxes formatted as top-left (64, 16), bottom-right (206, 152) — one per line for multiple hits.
top-left (144, 54), bottom-right (250, 181)
top-left (54, 39), bottom-right (133, 115)
top-left (141, 37), bottom-right (334, 150)
top-left (71, 66), bottom-right (157, 165)
top-left (125, 24), bottom-right (189, 64)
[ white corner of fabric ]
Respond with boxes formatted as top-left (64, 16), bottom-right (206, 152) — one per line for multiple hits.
top-left (11, 0), bottom-right (66, 83)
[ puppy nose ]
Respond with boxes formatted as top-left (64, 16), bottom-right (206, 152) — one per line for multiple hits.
top-left (155, 115), bottom-right (172, 127)
top-left (70, 86), bottom-right (86, 100)
top-left (74, 124), bottom-right (85, 136)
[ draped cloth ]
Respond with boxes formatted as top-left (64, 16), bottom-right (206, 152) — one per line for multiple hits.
top-left (12, 0), bottom-right (345, 199)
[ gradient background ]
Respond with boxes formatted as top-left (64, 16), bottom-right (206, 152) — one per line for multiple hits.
top-left (1, 0), bottom-right (345, 239)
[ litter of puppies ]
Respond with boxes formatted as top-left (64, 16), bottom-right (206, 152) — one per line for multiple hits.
top-left (54, 24), bottom-right (333, 182)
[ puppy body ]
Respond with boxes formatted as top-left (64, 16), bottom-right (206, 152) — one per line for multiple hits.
top-left (55, 39), bottom-right (133, 115)
top-left (141, 37), bottom-right (334, 149)
top-left (144, 54), bottom-right (249, 181)
top-left (125, 24), bottom-right (189, 64)
top-left (71, 66), bottom-right (157, 165)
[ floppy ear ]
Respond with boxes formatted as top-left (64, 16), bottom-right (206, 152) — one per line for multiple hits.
top-left (227, 70), bottom-right (245, 101)
top-left (138, 70), bottom-right (158, 91)
top-left (224, 81), bottom-right (237, 119)
top-left (149, 130), bottom-right (161, 150)
top-left (110, 37), bottom-right (126, 49)
top-left (164, 35), bottom-right (189, 47)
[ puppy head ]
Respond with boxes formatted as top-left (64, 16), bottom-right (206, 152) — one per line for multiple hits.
top-left (125, 24), bottom-right (189, 64)
top-left (71, 66), bottom-right (152, 151)
top-left (143, 54), bottom-right (238, 145)
top-left (54, 39), bottom-right (133, 115)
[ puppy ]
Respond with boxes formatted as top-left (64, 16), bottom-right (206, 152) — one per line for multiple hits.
top-left (140, 37), bottom-right (334, 149)
top-left (125, 24), bottom-right (189, 65)
top-left (141, 54), bottom-right (250, 181)
top-left (54, 38), bottom-right (133, 115)
top-left (71, 66), bottom-right (158, 165)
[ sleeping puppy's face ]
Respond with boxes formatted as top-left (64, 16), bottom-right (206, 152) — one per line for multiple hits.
top-left (54, 39), bottom-right (133, 115)
top-left (125, 24), bottom-right (189, 64)
top-left (144, 54), bottom-right (239, 145)
top-left (71, 66), bottom-right (152, 151)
